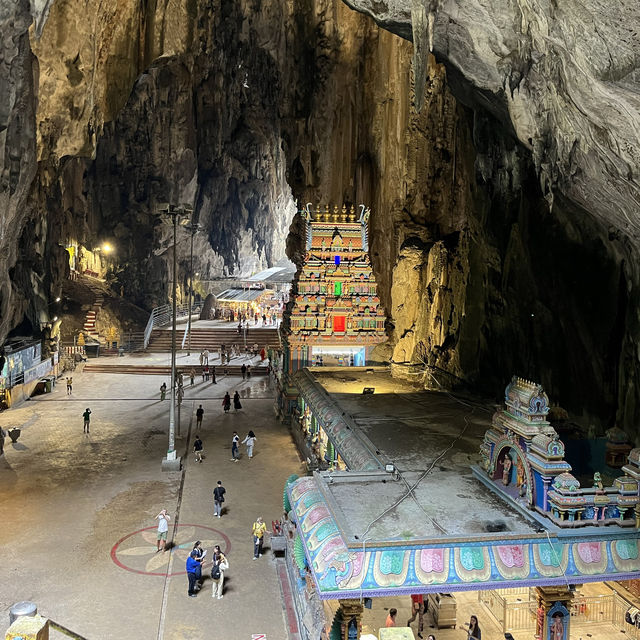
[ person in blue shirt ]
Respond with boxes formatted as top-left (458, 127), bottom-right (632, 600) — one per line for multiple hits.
top-left (186, 550), bottom-right (202, 597)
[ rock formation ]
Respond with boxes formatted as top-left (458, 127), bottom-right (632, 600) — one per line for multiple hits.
top-left (0, 0), bottom-right (639, 440)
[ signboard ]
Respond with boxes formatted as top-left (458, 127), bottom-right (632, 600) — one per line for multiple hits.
top-left (24, 359), bottom-right (53, 384)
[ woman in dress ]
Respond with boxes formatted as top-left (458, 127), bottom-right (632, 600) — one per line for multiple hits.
top-left (233, 391), bottom-right (242, 411)
top-left (222, 392), bottom-right (231, 413)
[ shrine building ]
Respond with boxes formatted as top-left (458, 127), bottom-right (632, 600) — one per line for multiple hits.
top-left (275, 204), bottom-right (386, 419)
top-left (280, 368), bottom-right (640, 640)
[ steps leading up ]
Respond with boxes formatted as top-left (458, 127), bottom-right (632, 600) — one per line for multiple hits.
top-left (82, 363), bottom-right (268, 376)
top-left (147, 327), bottom-right (281, 352)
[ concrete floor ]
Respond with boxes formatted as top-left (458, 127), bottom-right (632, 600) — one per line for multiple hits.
top-left (0, 368), bottom-right (304, 639)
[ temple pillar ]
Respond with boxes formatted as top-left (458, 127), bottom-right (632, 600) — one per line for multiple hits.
top-left (338, 598), bottom-right (364, 640)
top-left (534, 585), bottom-right (575, 640)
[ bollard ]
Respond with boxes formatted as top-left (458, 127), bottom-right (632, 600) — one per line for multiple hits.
top-left (9, 602), bottom-right (37, 626)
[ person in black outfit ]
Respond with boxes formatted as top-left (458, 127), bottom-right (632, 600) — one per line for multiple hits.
top-left (241, 363), bottom-right (246, 379)
top-left (233, 391), bottom-right (242, 411)
top-left (196, 405), bottom-right (204, 428)
top-left (193, 435), bottom-right (204, 463)
top-left (213, 480), bottom-right (226, 517)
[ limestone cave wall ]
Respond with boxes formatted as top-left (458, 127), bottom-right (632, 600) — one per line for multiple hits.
top-left (1, 0), bottom-right (639, 439)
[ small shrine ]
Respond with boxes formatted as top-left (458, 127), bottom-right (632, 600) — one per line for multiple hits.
top-left (479, 376), bottom-right (640, 528)
top-left (276, 204), bottom-right (387, 418)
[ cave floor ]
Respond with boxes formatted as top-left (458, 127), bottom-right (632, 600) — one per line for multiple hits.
top-left (0, 369), bottom-right (304, 639)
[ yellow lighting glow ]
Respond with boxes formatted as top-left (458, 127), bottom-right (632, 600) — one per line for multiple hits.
top-left (102, 242), bottom-right (113, 253)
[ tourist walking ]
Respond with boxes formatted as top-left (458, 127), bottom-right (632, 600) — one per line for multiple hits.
top-left (196, 404), bottom-right (204, 428)
top-left (202, 348), bottom-right (209, 365)
top-left (199, 350), bottom-right (204, 366)
top-left (233, 391), bottom-right (242, 411)
top-left (82, 407), bottom-right (91, 433)
top-left (160, 382), bottom-right (167, 400)
top-left (189, 368), bottom-right (195, 386)
top-left (241, 363), bottom-right (246, 379)
top-left (186, 550), bottom-right (201, 597)
top-left (222, 392), bottom-right (231, 413)
top-left (213, 480), bottom-right (226, 517)
top-left (231, 431), bottom-right (239, 461)
top-left (156, 509), bottom-right (170, 552)
top-left (252, 516), bottom-right (267, 559)
top-left (203, 365), bottom-right (210, 381)
top-left (210, 545), bottom-right (229, 599)
top-left (193, 435), bottom-right (204, 463)
top-left (242, 430), bottom-right (256, 458)
top-left (66, 376), bottom-right (73, 395)
top-left (246, 364), bottom-right (251, 379)
top-left (407, 594), bottom-right (424, 637)
top-left (211, 365), bottom-right (217, 384)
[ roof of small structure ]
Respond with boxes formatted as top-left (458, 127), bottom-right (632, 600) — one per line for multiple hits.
top-left (288, 368), bottom-right (640, 599)
top-left (289, 474), bottom-right (640, 599)
top-left (245, 259), bottom-right (297, 284)
top-left (216, 288), bottom-right (266, 302)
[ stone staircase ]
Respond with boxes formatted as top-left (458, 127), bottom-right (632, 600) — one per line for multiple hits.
top-left (82, 292), bottom-right (105, 343)
top-left (147, 327), bottom-right (281, 352)
top-left (82, 363), bottom-right (268, 376)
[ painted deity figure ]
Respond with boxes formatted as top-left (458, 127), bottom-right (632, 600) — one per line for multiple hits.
top-left (502, 455), bottom-right (513, 486)
top-left (550, 612), bottom-right (565, 640)
top-left (593, 471), bottom-right (604, 492)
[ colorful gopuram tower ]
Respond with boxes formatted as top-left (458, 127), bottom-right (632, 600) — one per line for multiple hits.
top-left (275, 204), bottom-right (387, 418)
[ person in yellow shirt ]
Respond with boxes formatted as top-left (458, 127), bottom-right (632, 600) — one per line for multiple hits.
top-left (252, 516), bottom-right (267, 559)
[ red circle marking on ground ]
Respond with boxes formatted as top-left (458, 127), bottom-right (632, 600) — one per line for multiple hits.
top-left (110, 524), bottom-right (232, 576)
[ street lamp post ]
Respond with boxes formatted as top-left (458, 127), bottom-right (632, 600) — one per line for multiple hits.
top-left (159, 203), bottom-right (193, 471)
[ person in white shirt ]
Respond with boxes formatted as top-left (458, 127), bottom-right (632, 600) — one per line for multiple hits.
top-left (242, 430), bottom-right (256, 458)
top-left (231, 431), bottom-right (240, 461)
top-left (156, 509), bottom-right (170, 552)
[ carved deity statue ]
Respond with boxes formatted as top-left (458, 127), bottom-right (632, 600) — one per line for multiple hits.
top-left (502, 455), bottom-right (513, 486)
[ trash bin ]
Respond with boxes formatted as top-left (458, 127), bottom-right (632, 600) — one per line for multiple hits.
top-left (43, 378), bottom-right (52, 393)
top-left (9, 600), bottom-right (37, 625)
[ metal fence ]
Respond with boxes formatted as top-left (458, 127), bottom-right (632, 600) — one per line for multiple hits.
top-left (143, 303), bottom-right (202, 349)
top-left (478, 589), bottom-right (536, 631)
top-left (479, 588), bottom-right (639, 636)
top-left (571, 593), bottom-right (616, 623)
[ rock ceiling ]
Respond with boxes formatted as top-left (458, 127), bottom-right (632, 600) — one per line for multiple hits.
top-left (346, 0), bottom-right (640, 241)
top-left (1, 0), bottom-right (639, 438)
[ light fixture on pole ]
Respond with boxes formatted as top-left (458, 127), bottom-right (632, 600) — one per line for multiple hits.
top-left (182, 222), bottom-right (202, 356)
top-left (158, 203), bottom-right (193, 471)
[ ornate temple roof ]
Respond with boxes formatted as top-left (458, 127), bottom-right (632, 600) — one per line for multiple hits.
top-left (288, 475), bottom-right (640, 599)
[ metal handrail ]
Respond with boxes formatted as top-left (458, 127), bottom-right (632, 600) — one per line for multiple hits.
top-left (144, 303), bottom-right (203, 349)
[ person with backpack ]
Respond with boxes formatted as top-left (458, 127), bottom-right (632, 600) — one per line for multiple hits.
top-left (210, 545), bottom-right (229, 599)
top-left (222, 392), bottom-right (231, 413)
top-left (213, 480), bottom-right (226, 517)
top-left (193, 435), bottom-right (204, 463)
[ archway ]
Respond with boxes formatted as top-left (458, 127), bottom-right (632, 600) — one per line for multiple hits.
top-left (492, 443), bottom-right (533, 506)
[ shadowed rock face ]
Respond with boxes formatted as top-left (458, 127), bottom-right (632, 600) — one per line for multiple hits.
top-left (1, 0), bottom-right (640, 439)
top-left (344, 0), bottom-right (640, 241)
